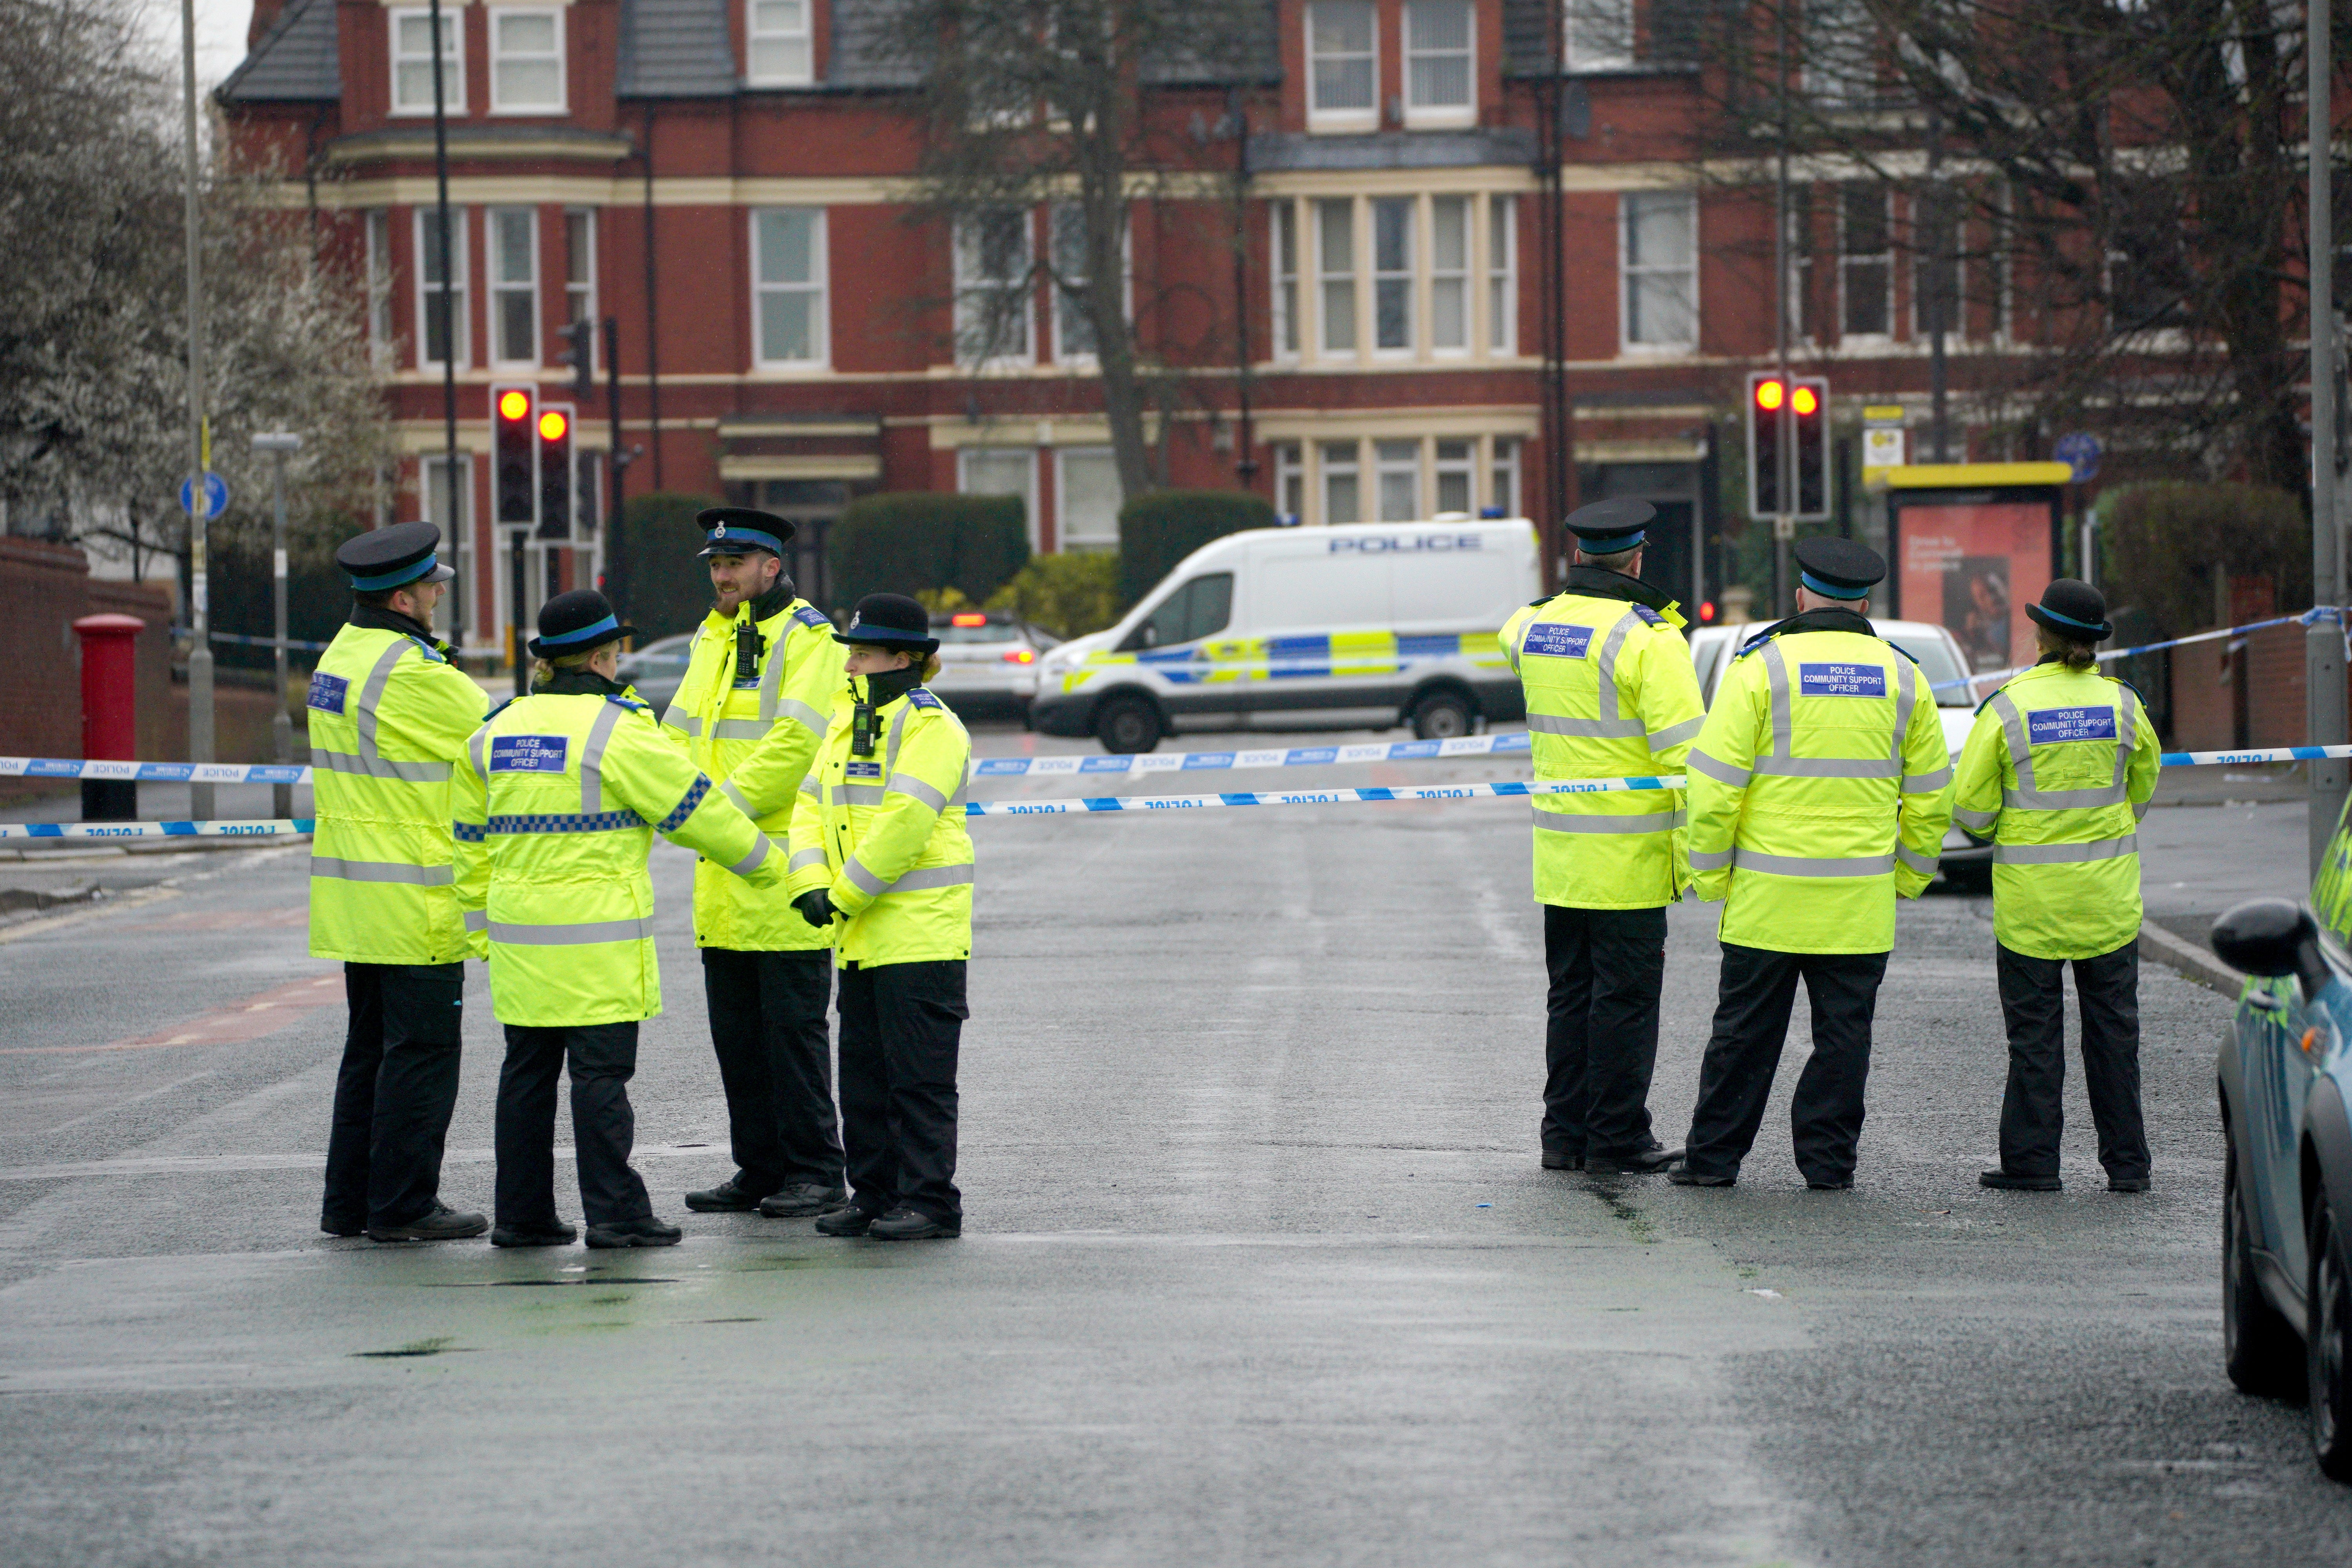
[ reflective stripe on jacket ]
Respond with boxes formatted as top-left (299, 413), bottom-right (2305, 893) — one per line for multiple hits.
top-left (1500, 578), bottom-right (1704, 909)
top-left (1686, 621), bottom-right (1954, 954)
top-left (788, 683), bottom-right (974, 967)
top-left (663, 595), bottom-right (842, 952)
top-left (306, 621), bottom-right (487, 964)
top-left (1949, 660), bottom-right (2160, 960)
top-left (455, 688), bottom-right (784, 1026)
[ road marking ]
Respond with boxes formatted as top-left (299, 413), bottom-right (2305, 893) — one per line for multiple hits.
top-left (0, 972), bottom-right (343, 1056)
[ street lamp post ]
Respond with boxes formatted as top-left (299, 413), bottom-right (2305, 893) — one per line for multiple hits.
top-left (252, 433), bottom-right (303, 821)
top-left (2312, 0), bottom-right (2348, 876)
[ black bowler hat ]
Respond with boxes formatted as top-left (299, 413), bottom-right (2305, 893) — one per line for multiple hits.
top-left (1565, 498), bottom-right (1656, 554)
top-left (337, 520), bottom-right (454, 592)
top-left (697, 507), bottom-right (795, 558)
top-left (1793, 536), bottom-right (1886, 601)
top-left (530, 588), bottom-right (636, 659)
top-left (833, 593), bottom-right (939, 656)
top-left (2026, 578), bottom-right (2111, 641)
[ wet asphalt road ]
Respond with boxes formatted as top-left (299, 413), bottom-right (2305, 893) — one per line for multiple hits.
top-left (1, 730), bottom-right (2348, 1566)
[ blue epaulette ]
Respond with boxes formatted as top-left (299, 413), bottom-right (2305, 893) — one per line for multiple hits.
top-left (906, 688), bottom-right (942, 710)
top-left (405, 635), bottom-right (448, 664)
top-left (1732, 629), bottom-right (1775, 661)
top-left (605, 694), bottom-right (652, 714)
top-left (2107, 673), bottom-right (2147, 707)
top-left (1631, 604), bottom-right (1666, 626)
top-left (483, 695), bottom-right (519, 723)
top-left (1883, 639), bottom-right (1921, 666)
top-left (791, 603), bottom-right (831, 632)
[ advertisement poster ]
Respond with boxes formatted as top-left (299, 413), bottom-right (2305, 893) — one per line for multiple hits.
top-left (1895, 502), bottom-right (2054, 672)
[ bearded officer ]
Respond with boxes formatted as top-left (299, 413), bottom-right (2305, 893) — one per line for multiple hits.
top-left (310, 520), bottom-right (489, 1243)
top-left (455, 590), bottom-right (788, 1248)
top-left (1670, 537), bottom-right (1953, 1190)
top-left (1499, 499), bottom-right (1705, 1175)
top-left (1953, 581), bottom-right (2161, 1193)
top-left (664, 508), bottom-right (851, 1222)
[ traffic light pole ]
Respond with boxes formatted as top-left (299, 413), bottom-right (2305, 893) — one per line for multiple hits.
top-left (178, 0), bottom-right (214, 821)
top-left (1771, 0), bottom-right (1794, 617)
top-left (2310, 0), bottom-right (2349, 875)
top-left (603, 316), bottom-right (628, 621)
top-left (511, 528), bottom-right (530, 697)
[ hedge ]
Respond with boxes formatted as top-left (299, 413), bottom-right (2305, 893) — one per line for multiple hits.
top-left (1115, 489), bottom-right (1275, 608)
top-left (2100, 481), bottom-right (2309, 638)
top-left (829, 492), bottom-right (1030, 611)
top-left (612, 491), bottom-right (724, 641)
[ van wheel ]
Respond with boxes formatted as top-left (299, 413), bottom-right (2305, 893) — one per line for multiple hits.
top-left (1094, 694), bottom-right (1162, 755)
top-left (2227, 1136), bottom-right (2304, 1399)
top-left (1410, 689), bottom-right (1475, 740)
top-left (2311, 1188), bottom-right (2352, 1478)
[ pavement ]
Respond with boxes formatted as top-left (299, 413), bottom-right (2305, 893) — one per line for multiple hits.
top-left (1, 726), bottom-right (2348, 1564)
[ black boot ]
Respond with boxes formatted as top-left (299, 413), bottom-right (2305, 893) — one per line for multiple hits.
top-left (758, 1183), bottom-right (851, 1218)
top-left (683, 1177), bottom-right (768, 1212)
top-left (585, 1216), bottom-right (684, 1249)
top-left (366, 1202), bottom-right (488, 1243)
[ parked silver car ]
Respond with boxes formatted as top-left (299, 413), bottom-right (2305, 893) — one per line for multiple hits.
top-left (614, 632), bottom-right (695, 712)
top-left (928, 611), bottom-right (1057, 723)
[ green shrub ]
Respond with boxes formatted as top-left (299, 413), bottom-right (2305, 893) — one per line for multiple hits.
top-left (986, 553), bottom-right (1124, 639)
top-left (611, 491), bottom-right (722, 641)
top-left (1115, 489), bottom-right (1275, 608)
top-left (829, 492), bottom-right (1030, 611)
top-left (2100, 481), bottom-right (2310, 637)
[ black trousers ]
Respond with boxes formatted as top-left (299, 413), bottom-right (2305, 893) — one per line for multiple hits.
top-left (701, 947), bottom-right (844, 1193)
top-left (323, 962), bottom-right (465, 1230)
top-left (1996, 940), bottom-right (2149, 1180)
top-left (837, 960), bottom-right (966, 1222)
top-left (494, 1022), bottom-right (653, 1229)
top-left (1541, 903), bottom-right (1668, 1160)
top-left (1684, 943), bottom-right (1889, 1183)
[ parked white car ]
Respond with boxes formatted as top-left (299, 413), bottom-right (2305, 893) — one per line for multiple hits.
top-left (1687, 616), bottom-right (1991, 881)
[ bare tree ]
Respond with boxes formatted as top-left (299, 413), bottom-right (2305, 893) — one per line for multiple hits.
top-left (867, 0), bottom-right (1269, 502)
top-left (1687, 0), bottom-right (2342, 487)
top-left (0, 0), bottom-right (391, 578)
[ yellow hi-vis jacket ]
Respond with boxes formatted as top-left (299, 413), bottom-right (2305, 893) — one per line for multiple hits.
top-left (306, 614), bottom-right (488, 965)
top-left (662, 590), bottom-right (843, 952)
top-left (1686, 614), bottom-right (1954, 954)
top-left (788, 680), bottom-right (974, 967)
top-left (1500, 570), bottom-right (1707, 909)
top-left (453, 680), bottom-right (785, 1027)
top-left (1949, 659), bottom-right (2161, 960)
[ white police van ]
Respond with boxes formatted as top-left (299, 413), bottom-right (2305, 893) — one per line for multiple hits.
top-left (1030, 519), bottom-right (1541, 752)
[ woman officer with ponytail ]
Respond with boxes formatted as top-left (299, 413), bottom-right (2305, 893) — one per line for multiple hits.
top-left (788, 594), bottom-right (975, 1241)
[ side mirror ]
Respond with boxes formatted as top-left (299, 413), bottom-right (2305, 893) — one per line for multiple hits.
top-left (2212, 899), bottom-right (2332, 999)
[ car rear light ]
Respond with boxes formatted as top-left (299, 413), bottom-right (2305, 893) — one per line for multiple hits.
top-left (1002, 649), bottom-right (1035, 664)
top-left (951, 612), bottom-right (988, 627)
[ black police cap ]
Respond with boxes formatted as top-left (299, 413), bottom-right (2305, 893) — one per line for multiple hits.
top-left (833, 592), bottom-right (939, 655)
top-left (1564, 498), bottom-right (1656, 554)
top-left (529, 588), bottom-right (636, 659)
top-left (2025, 578), bottom-right (2111, 642)
top-left (336, 520), bottom-right (454, 592)
top-left (697, 507), bottom-right (796, 558)
top-left (1793, 536), bottom-right (1886, 600)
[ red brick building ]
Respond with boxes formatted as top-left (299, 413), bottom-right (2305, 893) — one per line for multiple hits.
top-left (216, 0), bottom-right (2089, 646)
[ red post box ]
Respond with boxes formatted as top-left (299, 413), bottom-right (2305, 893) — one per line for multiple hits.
top-left (74, 613), bottom-right (145, 822)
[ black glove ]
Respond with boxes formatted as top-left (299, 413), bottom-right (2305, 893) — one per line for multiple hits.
top-left (794, 889), bottom-right (834, 928)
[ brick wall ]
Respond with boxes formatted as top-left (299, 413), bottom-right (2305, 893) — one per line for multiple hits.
top-left (0, 539), bottom-right (292, 805)
top-left (2170, 619), bottom-right (2348, 750)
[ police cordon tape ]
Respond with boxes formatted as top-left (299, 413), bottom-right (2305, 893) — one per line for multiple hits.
top-left (1926, 606), bottom-right (2347, 694)
top-left (6, 744), bottom-right (2346, 840)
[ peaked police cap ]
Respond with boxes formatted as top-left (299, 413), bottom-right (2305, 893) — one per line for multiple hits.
top-left (1564, 498), bottom-right (1657, 554)
top-left (1792, 536), bottom-right (1886, 600)
top-left (337, 520), bottom-right (455, 592)
top-left (697, 507), bottom-right (796, 558)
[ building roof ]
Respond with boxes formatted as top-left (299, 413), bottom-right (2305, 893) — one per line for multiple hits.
top-left (216, 0), bottom-right (339, 103)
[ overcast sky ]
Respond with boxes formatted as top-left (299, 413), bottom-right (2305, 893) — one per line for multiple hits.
top-left (134, 0), bottom-right (258, 92)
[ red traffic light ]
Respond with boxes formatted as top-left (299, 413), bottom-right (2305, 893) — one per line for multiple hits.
top-left (537, 410), bottom-right (569, 441)
top-left (1791, 385), bottom-right (1820, 417)
top-left (498, 389), bottom-right (530, 422)
top-left (1700, 599), bottom-right (1717, 622)
top-left (1754, 378), bottom-right (1786, 412)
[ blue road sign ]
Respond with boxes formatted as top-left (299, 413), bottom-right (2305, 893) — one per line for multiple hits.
top-left (179, 472), bottom-right (230, 520)
top-left (2052, 433), bottom-right (2102, 484)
